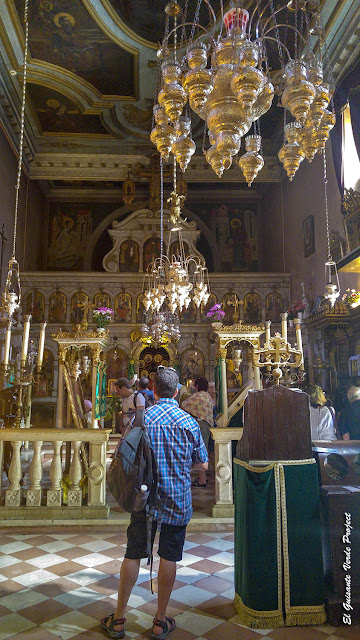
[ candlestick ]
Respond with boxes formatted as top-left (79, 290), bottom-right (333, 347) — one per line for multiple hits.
top-left (281, 312), bottom-right (288, 343)
top-left (265, 320), bottom-right (271, 343)
top-left (21, 314), bottom-right (31, 365)
top-left (3, 319), bottom-right (12, 366)
top-left (37, 322), bottom-right (47, 369)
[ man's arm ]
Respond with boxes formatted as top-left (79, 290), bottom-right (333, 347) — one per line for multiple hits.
top-left (192, 460), bottom-right (208, 471)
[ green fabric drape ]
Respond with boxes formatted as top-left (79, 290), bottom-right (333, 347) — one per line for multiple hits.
top-left (233, 459), bottom-right (326, 629)
top-left (128, 358), bottom-right (135, 381)
top-left (95, 362), bottom-right (107, 419)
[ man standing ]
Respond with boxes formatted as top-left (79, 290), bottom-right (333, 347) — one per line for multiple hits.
top-left (102, 367), bottom-right (208, 639)
top-left (114, 377), bottom-right (145, 433)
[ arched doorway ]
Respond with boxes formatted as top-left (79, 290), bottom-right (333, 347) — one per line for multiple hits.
top-left (139, 346), bottom-right (170, 386)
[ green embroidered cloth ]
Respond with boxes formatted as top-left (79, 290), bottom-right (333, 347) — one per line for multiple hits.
top-left (234, 458), bottom-right (326, 628)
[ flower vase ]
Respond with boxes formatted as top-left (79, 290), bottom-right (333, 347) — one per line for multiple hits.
top-left (288, 319), bottom-right (294, 328)
top-left (212, 321), bottom-right (223, 330)
top-left (297, 311), bottom-right (303, 320)
top-left (96, 327), bottom-right (106, 334)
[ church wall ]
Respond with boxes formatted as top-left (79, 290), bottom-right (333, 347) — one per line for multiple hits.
top-left (261, 182), bottom-right (284, 273)
top-left (280, 144), bottom-right (356, 307)
top-left (0, 128), bottom-right (45, 289)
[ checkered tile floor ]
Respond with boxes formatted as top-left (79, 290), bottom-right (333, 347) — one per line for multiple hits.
top-left (1, 530), bottom-right (360, 640)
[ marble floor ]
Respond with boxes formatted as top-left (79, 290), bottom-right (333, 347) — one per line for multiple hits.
top-left (0, 526), bottom-right (360, 640)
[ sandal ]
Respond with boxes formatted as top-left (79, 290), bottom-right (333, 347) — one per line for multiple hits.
top-left (191, 478), bottom-right (208, 487)
top-left (101, 613), bottom-right (126, 639)
top-left (151, 617), bottom-right (176, 640)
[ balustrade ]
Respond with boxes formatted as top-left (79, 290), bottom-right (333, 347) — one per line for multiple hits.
top-left (0, 428), bottom-right (111, 520)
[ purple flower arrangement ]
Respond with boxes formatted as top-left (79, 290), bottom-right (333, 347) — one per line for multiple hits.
top-left (93, 307), bottom-right (113, 328)
top-left (206, 303), bottom-right (225, 322)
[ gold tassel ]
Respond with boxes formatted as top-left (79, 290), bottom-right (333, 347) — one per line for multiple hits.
top-left (286, 607), bottom-right (327, 626)
top-left (234, 594), bottom-right (284, 629)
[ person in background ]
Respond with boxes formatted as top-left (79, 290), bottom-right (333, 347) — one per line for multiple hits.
top-left (181, 377), bottom-right (214, 487)
top-left (308, 385), bottom-right (337, 441)
top-left (339, 384), bottom-right (360, 440)
top-left (101, 367), bottom-right (208, 640)
top-left (137, 376), bottom-right (155, 406)
top-left (175, 381), bottom-right (192, 405)
top-left (114, 377), bottom-right (145, 433)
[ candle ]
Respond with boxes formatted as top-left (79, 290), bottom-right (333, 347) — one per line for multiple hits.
top-left (3, 320), bottom-right (12, 366)
top-left (21, 315), bottom-right (31, 365)
top-left (295, 319), bottom-right (304, 369)
top-left (37, 322), bottom-right (47, 369)
top-left (265, 320), bottom-right (271, 343)
top-left (281, 312), bottom-right (287, 343)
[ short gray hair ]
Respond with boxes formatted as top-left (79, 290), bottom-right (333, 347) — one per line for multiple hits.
top-left (154, 368), bottom-right (179, 398)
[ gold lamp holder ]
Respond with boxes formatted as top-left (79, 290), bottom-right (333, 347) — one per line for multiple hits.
top-left (253, 315), bottom-right (304, 385)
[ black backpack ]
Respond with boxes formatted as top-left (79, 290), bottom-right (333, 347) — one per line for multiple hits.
top-left (107, 408), bottom-right (159, 580)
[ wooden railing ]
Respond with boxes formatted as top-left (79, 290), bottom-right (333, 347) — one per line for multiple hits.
top-left (0, 428), bottom-right (111, 520)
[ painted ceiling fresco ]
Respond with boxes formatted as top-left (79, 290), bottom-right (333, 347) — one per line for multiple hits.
top-left (15, 0), bottom-right (135, 97)
top-left (108, 0), bottom-right (222, 45)
top-left (27, 84), bottom-right (110, 135)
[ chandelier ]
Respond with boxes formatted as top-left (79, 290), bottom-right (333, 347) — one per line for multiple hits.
top-left (141, 157), bottom-right (211, 341)
top-left (150, 0), bottom-right (335, 185)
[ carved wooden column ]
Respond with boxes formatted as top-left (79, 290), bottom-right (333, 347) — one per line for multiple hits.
top-left (57, 347), bottom-right (65, 428)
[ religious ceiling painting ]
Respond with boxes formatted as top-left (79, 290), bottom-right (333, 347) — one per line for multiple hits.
top-left (47, 201), bottom-right (116, 270)
top-left (191, 202), bottom-right (259, 272)
top-left (201, 294), bottom-right (217, 323)
top-left (27, 84), bottom-right (110, 136)
top-left (114, 293), bottom-right (132, 324)
top-left (26, 290), bottom-right (45, 323)
top-left (16, 0), bottom-right (135, 97)
top-left (265, 292), bottom-right (285, 322)
top-left (49, 290), bottom-right (67, 324)
top-left (181, 349), bottom-right (205, 384)
top-left (139, 347), bottom-right (169, 382)
top-left (108, 0), bottom-right (222, 45)
top-left (244, 292), bottom-right (262, 324)
top-left (70, 291), bottom-right (89, 326)
top-left (93, 291), bottom-right (111, 310)
top-left (119, 239), bottom-right (139, 272)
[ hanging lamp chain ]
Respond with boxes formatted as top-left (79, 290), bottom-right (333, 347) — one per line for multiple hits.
top-left (322, 149), bottom-right (331, 261)
top-left (13, 0), bottom-right (29, 259)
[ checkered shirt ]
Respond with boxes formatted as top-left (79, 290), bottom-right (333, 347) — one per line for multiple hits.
top-left (145, 398), bottom-right (208, 526)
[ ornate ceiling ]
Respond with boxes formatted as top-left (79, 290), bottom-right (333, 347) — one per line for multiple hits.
top-left (0, 0), bottom-right (359, 188)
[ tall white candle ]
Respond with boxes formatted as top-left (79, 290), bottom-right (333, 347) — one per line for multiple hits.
top-left (37, 322), bottom-right (47, 369)
top-left (281, 312), bottom-right (288, 343)
top-left (265, 320), bottom-right (271, 343)
top-left (21, 315), bottom-right (31, 364)
top-left (295, 319), bottom-right (304, 368)
top-left (3, 320), bottom-right (12, 366)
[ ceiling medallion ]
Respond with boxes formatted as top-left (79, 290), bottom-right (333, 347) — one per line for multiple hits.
top-left (150, 1), bottom-right (335, 186)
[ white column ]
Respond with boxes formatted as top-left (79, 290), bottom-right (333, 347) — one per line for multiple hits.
top-left (5, 440), bottom-right (22, 506)
top-left (219, 348), bottom-right (228, 426)
top-left (26, 441), bottom-right (43, 506)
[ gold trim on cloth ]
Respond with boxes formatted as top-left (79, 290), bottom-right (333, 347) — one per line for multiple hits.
top-left (234, 458), bottom-right (326, 628)
top-left (233, 593), bottom-right (284, 629)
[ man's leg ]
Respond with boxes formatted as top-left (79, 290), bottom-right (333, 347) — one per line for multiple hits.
top-left (105, 558), bottom-right (140, 632)
top-left (153, 558), bottom-right (177, 635)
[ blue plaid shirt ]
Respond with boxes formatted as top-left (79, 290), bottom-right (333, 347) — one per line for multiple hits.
top-left (145, 398), bottom-right (208, 526)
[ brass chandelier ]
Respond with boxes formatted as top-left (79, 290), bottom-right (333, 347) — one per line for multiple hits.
top-left (141, 158), bottom-right (211, 341)
top-left (150, 0), bottom-right (335, 186)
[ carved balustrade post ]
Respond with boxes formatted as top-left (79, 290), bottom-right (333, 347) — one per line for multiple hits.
top-left (88, 440), bottom-right (106, 506)
top-left (5, 440), bottom-right (22, 506)
top-left (68, 441), bottom-right (83, 506)
top-left (47, 440), bottom-right (63, 506)
top-left (26, 440), bottom-right (43, 506)
top-left (219, 347), bottom-right (228, 425)
top-left (210, 427), bottom-right (243, 518)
